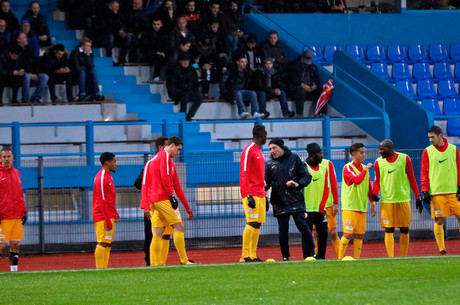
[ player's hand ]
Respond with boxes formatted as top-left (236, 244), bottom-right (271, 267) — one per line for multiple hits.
top-left (187, 209), bottom-right (194, 220)
top-left (144, 210), bottom-right (151, 219)
top-left (457, 187), bottom-right (460, 201)
top-left (286, 180), bottom-right (299, 187)
top-left (115, 215), bottom-right (120, 222)
top-left (372, 194), bottom-right (380, 202)
top-left (371, 205), bottom-right (376, 217)
top-left (366, 163), bottom-right (374, 169)
top-left (416, 198), bottom-right (423, 213)
top-left (331, 204), bottom-right (338, 216)
top-left (247, 195), bottom-right (256, 208)
top-left (169, 194), bottom-right (179, 209)
top-left (266, 199), bottom-right (269, 212)
top-left (22, 212), bottom-right (28, 225)
top-left (422, 191), bottom-right (431, 204)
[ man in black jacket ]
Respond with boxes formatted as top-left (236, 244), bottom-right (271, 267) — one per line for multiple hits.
top-left (166, 52), bottom-right (202, 121)
top-left (265, 138), bottom-right (316, 261)
top-left (0, 45), bottom-right (23, 103)
top-left (21, 1), bottom-right (51, 47)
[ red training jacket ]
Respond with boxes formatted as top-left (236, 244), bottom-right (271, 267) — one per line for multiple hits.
top-left (92, 168), bottom-right (119, 227)
top-left (240, 142), bottom-right (266, 198)
top-left (0, 164), bottom-right (27, 220)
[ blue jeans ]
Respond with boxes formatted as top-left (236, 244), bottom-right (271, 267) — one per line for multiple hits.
top-left (257, 90), bottom-right (290, 115)
top-left (22, 73), bottom-right (49, 102)
top-left (77, 68), bottom-right (100, 98)
top-left (233, 89), bottom-right (259, 115)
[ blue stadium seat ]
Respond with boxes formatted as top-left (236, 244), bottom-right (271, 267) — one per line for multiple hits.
top-left (433, 62), bottom-right (453, 80)
top-left (346, 45), bottom-right (366, 62)
top-left (450, 44), bottom-right (460, 62)
top-left (408, 44), bottom-right (428, 62)
top-left (387, 45), bottom-right (407, 62)
top-left (438, 79), bottom-right (459, 98)
top-left (306, 46), bottom-right (327, 65)
top-left (417, 79), bottom-right (437, 98)
top-left (422, 98), bottom-right (442, 116)
top-left (412, 62), bottom-right (432, 80)
top-left (429, 44), bottom-right (449, 62)
top-left (371, 63), bottom-right (391, 81)
top-left (454, 63), bottom-right (460, 81)
top-left (396, 80), bottom-right (416, 98)
top-left (324, 45), bottom-right (342, 62)
top-left (443, 98), bottom-right (460, 115)
top-left (392, 62), bottom-right (411, 81)
top-left (367, 45), bottom-right (386, 62)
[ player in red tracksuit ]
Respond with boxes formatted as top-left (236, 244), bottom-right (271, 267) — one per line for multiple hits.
top-left (92, 152), bottom-right (120, 268)
top-left (141, 136), bottom-right (194, 266)
top-left (240, 124), bottom-right (267, 262)
top-left (0, 146), bottom-right (27, 272)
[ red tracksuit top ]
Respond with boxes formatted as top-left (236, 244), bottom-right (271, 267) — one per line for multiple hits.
top-left (0, 164), bottom-right (27, 220)
top-left (92, 168), bottom-right (119, 227)
top-left (141, 150), bottom-right (190, 212)
top-left (240, 142), bottom-right (266, 198)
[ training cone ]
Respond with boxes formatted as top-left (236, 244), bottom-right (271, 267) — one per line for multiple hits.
top-left (342, 256), bottom-right (355, 261)
top-left (265, 258), bottom-right (276, 262)
top-left (304, 257), bottom-right (316, 261)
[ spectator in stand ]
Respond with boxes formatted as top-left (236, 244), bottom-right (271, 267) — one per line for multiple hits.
top-left (41, 44), bottom-right (78, 103)
top-left (0, 45), bottom-right (23, 103)
top-left (223, 55), bottom-right (265, 119)
top-left (166, 52), bottom-right (202, 121)
top-left (321, 0), bottom-right (345, 12)
top-left (286, 49), bottom-right (322, 118)
top-left (0, 18), bottom-right (10, 52)
top-left (153, 0), bottom-right (176, 34)
top-left (14, 31), bottom-right (48, 103)
top-left (233, 34), bottom-right (261, 71)
top-left (255, 57), bottom-right (295, 118)
top-left (21, 1), bottom-right (51, 47)
top-left (199, 1), bottom-right (223, 33)
top-left (169, 16), bottom-right (196, 50)
top-left (69, 37), bottom-right (105, 101)
top-left (20, 18), bottom-right (39, 56)
top-left (0, 0), bottom-right (18, 33)
top-left (263, 0), bottom-right (286, 13)
top-left (139, 17), bottom-right (169, 81)
top-left (122, 0), bottom-right (150, 62)
top-left (168, 37), bottom-right (192, 68)
top-left (181, 0), bottom-right (201, 36)
top-left (260, 30), bottom-right (288, 71)
top-left (203, 20), bottom-right (228, 57)
top-left (221, 0), bottom-right (244, 55)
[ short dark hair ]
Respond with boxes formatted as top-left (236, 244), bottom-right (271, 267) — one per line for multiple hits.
top-left (155, 136), bottom-right (168, 151)
top-left (178, 37), bottom-right (192, 46)
top-left (268, 30), bottom-right (278, 36)
top-left (349, 143), bottom-right (364, 155)
top-left (7, 44), bottom-right (21, 55)
top-left (428, 125), bottom-right (443, 135)
top-left (1, 146), bottom-right (12, 153)
top-left (99, 152), bottom-right (115, 165)
top-left (167, 136), bottom-right (183, 146)
top-left (252, 124), bottom-right (266, 137)
top-left (54, 43), bottom-right (65, 52)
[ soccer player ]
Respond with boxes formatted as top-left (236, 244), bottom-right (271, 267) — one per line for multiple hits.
top-left (338, 143), bottom-right (376, 260)
top-left (421, 126), bottom-right (460, 255)
top-left (240, 124), bottom-right (267, 262)
top-left (0, 146), bottom-right (28, 272)
top-left (141, 136), bottom-right (194, 266)
top-left (92, 152), bottom-right (120, 268)
top-left (373, 139), bottom-right (423, 257)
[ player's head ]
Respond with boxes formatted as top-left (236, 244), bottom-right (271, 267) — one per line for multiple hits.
top-left (155, 136), bottom-right (169, 152)
top-left (349, 143), bottom-right (366, 164)
top-left (306, 143), bottom-right (323, 162)
top-left (166, 136), bottom-right (183, 158)
top-left (427, 125), bottom-right (444, 146)
top-left (379, 139), bottom-right (394, 159)
top-left (268, 138), bottom-right (285, 159)
top-left (100, 152), bottom-right (117, 172)
top-left (0, 146), bottom-right (14, 169)
top-left (252, 124), bottom-right (267, 145)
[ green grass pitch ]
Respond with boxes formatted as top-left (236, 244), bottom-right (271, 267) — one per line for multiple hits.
top-left (1, 256), bottom-right (459, 305)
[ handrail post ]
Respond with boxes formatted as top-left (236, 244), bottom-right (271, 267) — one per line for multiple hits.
top-left (322, 116), bottom-right (331, 160)
top-left (12, 122), bottom-right (21, 168)
top-left (85, 120), bottom-right (95, 166)
top-left (37, 156), bottom-right (45, 253)
top-left (255, 117), bottom-right (263, 125)
top-left (162, 119), bottom-right (168, 136)
top-left (179, 119), bottom-right (186, 154)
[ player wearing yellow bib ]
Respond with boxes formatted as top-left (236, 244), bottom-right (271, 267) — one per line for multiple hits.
top-left (321, 155), bottom-right (340, 257)
top-left (372, 139), bottom-right (423, 257)
top-left (421, 126), bottom-right (460, 255)
top-left (338, 143), bottom-right (376, 260)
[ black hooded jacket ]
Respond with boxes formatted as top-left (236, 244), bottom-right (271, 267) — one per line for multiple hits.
top-left (265, 147), bottom-right (312, 216)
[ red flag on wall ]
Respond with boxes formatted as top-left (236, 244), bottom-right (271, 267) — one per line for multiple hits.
top-left (315, 78), bottom-right (334, 116)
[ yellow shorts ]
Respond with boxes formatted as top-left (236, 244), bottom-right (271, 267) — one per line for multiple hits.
top-left (152, 200), bottom-right (182, 228)
top-left (326, 206), bottom-right (337, 229)
top-left (380, 202), bottom-right (411, 228)
top-left (431, 194), bottom-right (460, 218)
top-left (151, 209), bottom-right (174, 234)
top-left (95, 219), bottom-right (115, 243)
top-left (243, 196), bottom-right (266, 223)
top-left (0, 219), bottom-right (24, 242)
top-left (342, 210), bottom-right (366, 234)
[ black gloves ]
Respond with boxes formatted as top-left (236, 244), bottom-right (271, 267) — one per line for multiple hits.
top-left (266, 199), bottom-right (269, 212)
top-left (22, 212), bottom-right (28, 225)
top-left (247, 195), bottom-right (256, 208)
top-left (169, 195), bottom-right (178, 210)
top-left (422, 191), bottom-right (431, 204)
top-left (415, 198), bottom-right (423, 213)
top-left (457, 187), bottom-right (460, 201)
top-left (372, 194), bottom-right (380, 202)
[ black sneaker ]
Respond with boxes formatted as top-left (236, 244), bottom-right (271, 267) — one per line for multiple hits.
top-left (240, 257), bottom-right (253, 263)
top-left (252, 257), bottom-right (264, 262)
top-left (263, 111), bottom-right (270, 119)
top-left (283, 257), bottom-right (290, 261)
top-left (95, 94), bottom-right (105, 101)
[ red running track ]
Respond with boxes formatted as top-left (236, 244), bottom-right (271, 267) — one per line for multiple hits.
top-left (1, 239), bottom-right (459, 272)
